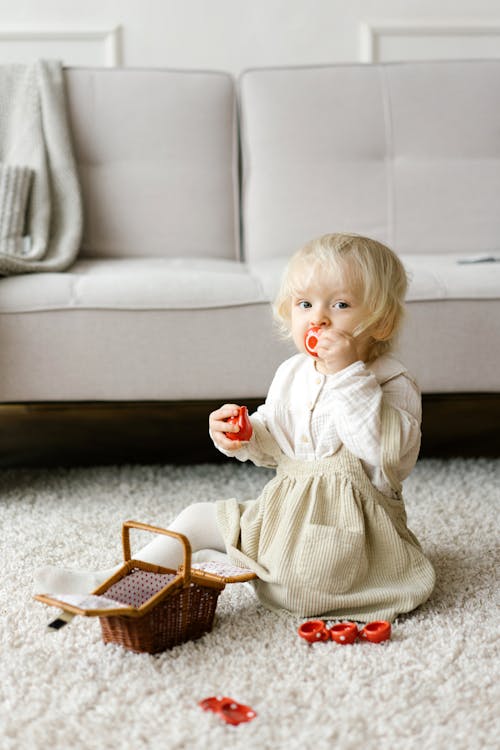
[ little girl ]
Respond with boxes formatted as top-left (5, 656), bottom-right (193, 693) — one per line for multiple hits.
top-left (35, 233), bottom-right (435, 622)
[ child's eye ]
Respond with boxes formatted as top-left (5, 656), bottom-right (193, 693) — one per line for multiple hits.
top-left (333, 301), bottom-right (349, 310)
top-left (298, 301), bottom-right (311, 309)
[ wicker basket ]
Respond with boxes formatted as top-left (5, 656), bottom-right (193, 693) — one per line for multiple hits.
top-left (35, 520), bottom-right (256, 654)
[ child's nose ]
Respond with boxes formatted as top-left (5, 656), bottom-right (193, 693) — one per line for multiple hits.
top-left (310, 314), bottom-right (330, 327)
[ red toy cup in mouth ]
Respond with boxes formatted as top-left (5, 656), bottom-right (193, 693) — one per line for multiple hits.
top-left (304, 326), bottom-right (322, 357)
top-left (329, 622), bottom-right (359, 644)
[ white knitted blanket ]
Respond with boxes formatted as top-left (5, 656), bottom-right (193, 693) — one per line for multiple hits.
top-left (0, 60), bottom-right (82, 274)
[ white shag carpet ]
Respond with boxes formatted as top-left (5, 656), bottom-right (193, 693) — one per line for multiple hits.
top-left (0, 458), bottom-right (499, 750)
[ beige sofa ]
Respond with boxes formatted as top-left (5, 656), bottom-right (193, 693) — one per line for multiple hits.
top-left (1, 61), bottom-right (499, 464)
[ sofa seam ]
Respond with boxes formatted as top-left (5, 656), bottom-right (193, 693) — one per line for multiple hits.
top-left (0, 301), bottom-right (276, 314)
top-left (238, 74), bottom-right (250, 263)
top-left (232, 81), bottom-right (243, 262)
top-left (379, 66), bottom-right (395, 248)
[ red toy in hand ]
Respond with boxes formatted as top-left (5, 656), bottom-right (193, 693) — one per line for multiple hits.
top-left (225, 406), bottom-right (253, 441)
top-left (304, 326), bottom-right (321, 357)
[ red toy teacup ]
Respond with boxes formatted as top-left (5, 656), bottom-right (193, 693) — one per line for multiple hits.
top-left (304, 326), bottom-right (322, 357)
top-left (224, 406), bottom-right (253, 441)
top-left (329, 622), bottom-right (359, 644)
top-left (297, 619), bottom-right (330, 643)
top-left (358, 620), bottom-right (391, 643)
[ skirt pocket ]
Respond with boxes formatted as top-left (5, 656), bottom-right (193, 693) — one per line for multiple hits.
top-left (297, 524), bottom-right (367, 594)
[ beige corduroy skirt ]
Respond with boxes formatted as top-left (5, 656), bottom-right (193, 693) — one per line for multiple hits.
top-left (216, 446), bottom-right (435, 622)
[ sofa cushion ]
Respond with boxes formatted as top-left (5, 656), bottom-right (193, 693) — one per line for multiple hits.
top-left (240, 60), bottom-right (500, 261)
top-left (65, 68), bottom-right (239, 261)
top-left (0, 258), bottom-right (294, 401)
top-left (0, 258), bottom-right (266, 312)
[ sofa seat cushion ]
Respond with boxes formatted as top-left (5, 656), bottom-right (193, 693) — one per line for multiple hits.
top-left (249, 254), bottom-right (500, 393)
top-left (0, 258), bottom-right (268, 312)
top-left (400, 255), bottom-right (500, 301)
top-left (0, 258), bottom-right (294, 402)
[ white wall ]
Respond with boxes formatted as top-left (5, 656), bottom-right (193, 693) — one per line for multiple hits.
top-left (1, 0), bottom-right (500, 71)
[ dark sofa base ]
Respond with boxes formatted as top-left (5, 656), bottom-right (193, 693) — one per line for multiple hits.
top-left (0, 394), bottom-right (498, 468)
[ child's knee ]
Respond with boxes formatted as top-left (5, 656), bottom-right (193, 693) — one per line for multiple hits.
top-left (172, 503), bottom-right (215, 536)
top-left (171, 502), bottom-right (220, 551)
top-left (176, 502), bottom-right (214, 527)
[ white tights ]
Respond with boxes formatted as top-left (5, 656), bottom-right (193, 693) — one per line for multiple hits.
top-left (34, 503), bottom-right (225, 595)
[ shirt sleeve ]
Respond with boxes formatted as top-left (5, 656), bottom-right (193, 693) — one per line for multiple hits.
top-left (323, 360), bottom-right (421, 475)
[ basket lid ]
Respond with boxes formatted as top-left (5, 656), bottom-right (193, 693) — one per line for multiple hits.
top-left (34, 561), bottom-right (256, 621)
top-left (190, 561), bottom-right (257, 583)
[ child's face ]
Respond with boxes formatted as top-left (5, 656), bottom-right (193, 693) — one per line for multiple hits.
top-left (289, 262), bottom-right (375, 363)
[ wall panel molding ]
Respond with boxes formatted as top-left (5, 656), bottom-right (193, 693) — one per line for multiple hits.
top-left (359, 20), bottom-right (500, 63)
top-left (0, 27), bottom-right (122, 66)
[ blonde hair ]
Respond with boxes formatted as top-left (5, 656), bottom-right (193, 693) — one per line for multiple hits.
top-left (273, 233), bottom-right (409, 360)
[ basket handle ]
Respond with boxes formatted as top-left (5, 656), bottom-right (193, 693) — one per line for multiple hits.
top-left (122, 520), bottom-right (192, 585)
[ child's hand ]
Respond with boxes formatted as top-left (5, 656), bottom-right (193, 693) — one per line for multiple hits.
top-left (315, 329), bottom-right (362, 374)
top-left (209, 404), bottom-right (249, 451)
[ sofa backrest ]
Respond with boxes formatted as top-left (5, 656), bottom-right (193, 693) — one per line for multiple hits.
top-left (240, 60), bottom-right (500, 260)
top-left (65, 68), bottom-right (239, 259)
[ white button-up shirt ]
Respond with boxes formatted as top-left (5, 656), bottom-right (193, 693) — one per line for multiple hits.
top-left (216, 353), bottom-right (422, 498)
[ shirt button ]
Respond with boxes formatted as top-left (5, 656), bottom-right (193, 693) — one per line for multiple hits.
top-left (301, 435), bottom-right (309, 443)
top-left (315, 377), bottom-right (321, 385)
